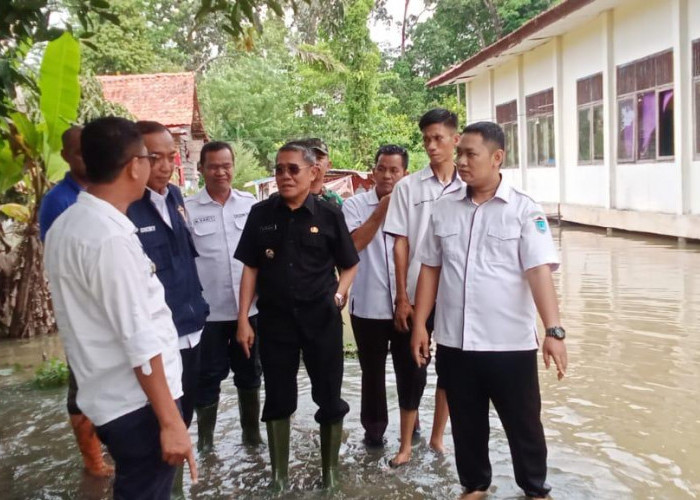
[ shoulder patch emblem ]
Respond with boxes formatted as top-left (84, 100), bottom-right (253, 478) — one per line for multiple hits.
top-left (534, 216), bottom-right (547, 234)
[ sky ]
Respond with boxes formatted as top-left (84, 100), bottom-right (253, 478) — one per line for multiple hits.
top-left (369, 0), bottom-right (428, 52)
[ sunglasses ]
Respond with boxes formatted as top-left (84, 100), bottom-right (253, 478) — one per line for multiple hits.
top-left (274, 164), bottom-right (310, 176)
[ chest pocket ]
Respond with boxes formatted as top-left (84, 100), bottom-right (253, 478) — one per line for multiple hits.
top-left (192, 221), bottom-right (217, 238)
top-left (140, 239), bottom-right (174, 282)
top-left (232, 213), bottom-right (248, 230)
top-left (435, 227), bottom-right (462, 259)
top-left (484, 227), bottom-right (520, 264)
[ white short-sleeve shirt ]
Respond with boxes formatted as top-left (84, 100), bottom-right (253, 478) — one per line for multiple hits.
top-left (185, 188), bottom-right (258, 321)
top-left (44, 192), bottom-right (183, 426)
top-left (417, 177), bottom-right (560, 351)
top-left (383, 165), bottom-right (463, 304)
top-left (342, 189), bottom-right (395, 320)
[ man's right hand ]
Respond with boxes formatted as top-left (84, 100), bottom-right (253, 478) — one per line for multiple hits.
top-left (394, 298), bottom-right (413, 333)
top-left (411, 325), bottom-right (430, 368)
top-left (236, 319), bottom-right (255, 359)
top-left (161, 420), bottom-right (198, 483)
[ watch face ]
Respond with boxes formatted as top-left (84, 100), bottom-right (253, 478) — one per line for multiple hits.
top-left (547, 327), bottom-right (566, 339)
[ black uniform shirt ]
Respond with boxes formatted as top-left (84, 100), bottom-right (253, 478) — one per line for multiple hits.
top-left (235, 193), bottom-right (359, 313)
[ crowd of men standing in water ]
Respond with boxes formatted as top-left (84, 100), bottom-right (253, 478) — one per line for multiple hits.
top-left (41, 108), bottom-right (567, 500)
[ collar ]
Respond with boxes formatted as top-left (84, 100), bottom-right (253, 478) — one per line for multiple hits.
top-left (366, 187), bottom-right (380, 206)
top-left (463, 175), bottom-right (511, 203)
top-left (146, 185), bottom-right (170, 203)
top-left (197, 187), bottom-right (234, 205)
top-left (63, 172), bottom-right (85, 193)
top-left (419, 164), bottom-right (457, 184)
top-left (272, 192), bottom-right (316, 214)
top-left (77, 191), bottom-right (136, 233)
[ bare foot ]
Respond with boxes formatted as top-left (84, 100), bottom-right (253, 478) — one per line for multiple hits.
top-left (458, 491), bottom-right (488, 499)
top-left (429, 438), bottom-right (445, 454)
top-left (388, 449), bottom-right (411, 468)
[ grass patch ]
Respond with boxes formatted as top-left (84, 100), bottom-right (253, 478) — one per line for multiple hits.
top-left (343, 343), bottom-right (358, 359)
top-left (33, 358), bottom-right (69, 389)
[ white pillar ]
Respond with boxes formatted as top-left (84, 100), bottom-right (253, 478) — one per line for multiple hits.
top-left (672, 0), bottom-right (691, 215)
top-left (553, 35), bottom-right (565, 204)
top-left (602, 9), bottom-right (616, 210)
top-left (517, 55), bottom-right (528, 191)
top-left (488, 69), bottom-right (495, 121)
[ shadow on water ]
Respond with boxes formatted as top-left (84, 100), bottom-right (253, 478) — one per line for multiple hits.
top-left (1, 227), bottom-right (700, 499)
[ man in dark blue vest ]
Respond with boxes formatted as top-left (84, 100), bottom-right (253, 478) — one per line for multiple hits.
top-left (127, 121), bottom-right (209, 434)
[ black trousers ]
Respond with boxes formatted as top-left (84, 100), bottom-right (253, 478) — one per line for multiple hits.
top-left (196, 317), bottom-right (262, 408)
top-left (436, 345), bottom-right (550, 498)
top-left (350, 315), bottom-right (427, 442)
top-left (66, 364), bottom-right (81, 415)
top-left (179, 342), bottom-right (201, 428)
top-left (257, 302), bottom-right (349, 424)
top-left (95, 403), bottom-right (179, 500)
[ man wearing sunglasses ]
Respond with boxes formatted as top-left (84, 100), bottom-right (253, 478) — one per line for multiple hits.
top-left (127, 122), bottom-right (209, 449)
top-left (235, 142), bottom-right (359, 491)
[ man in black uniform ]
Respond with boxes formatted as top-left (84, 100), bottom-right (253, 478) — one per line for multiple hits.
top-left (235, 141), bottom-right (359, 491)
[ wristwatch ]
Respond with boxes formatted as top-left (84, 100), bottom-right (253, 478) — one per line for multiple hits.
top-left (334, 293), bottom-right (345, 308)
top-left (545, 326), bottom-right (566, 340)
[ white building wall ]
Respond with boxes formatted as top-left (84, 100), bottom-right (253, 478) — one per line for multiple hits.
top-left (561, 15), bottom-right (607, 207)
top-left (468, 72), bottom-right (492, 124)
top-left (613, 0), bottom-right (680, 214)
top-left (690, 0), bottom-right (700, 215)
top-left (493, 59), bottom-right (518, 105)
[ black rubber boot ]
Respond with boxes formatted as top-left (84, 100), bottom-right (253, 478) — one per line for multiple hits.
top-left (266, 418), bottom-right (290, 492)
top-left (195, 402), bottom-right (218, 453)
top-left (238, 388), bottom-right (263, 446)
top-left (321, 419), bottom-right (343, 489)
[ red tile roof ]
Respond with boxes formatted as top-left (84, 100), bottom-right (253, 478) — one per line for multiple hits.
top-left (97, 72), bottom-right (200, 128)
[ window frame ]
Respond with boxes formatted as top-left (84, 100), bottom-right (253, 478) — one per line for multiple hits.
top-left (577, 73), bottom-right (604, 165)
top-left (615, 49), bottom-right (675, 163)
top-left (525, 88), bottom-right (555, 168)
top-left (495, 100), bottom-right (519, 169)
top-left (692, 39), bottom-right (700, 159)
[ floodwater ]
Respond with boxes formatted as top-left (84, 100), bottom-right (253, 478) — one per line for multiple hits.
top-left (1, 226), bottom-right (699, 499)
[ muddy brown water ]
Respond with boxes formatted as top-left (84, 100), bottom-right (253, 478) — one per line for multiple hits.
top-left (1, 226), bottom-right (699, 499)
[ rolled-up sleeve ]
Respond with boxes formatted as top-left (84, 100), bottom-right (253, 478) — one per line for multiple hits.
top-left (519, 203), bottom-right (560, 272)
top-left (383, 180), bottom-right (409, 237)
top-left (416, 213), bottom-right (442, 267)
top-left (93, 237), bottom-right (166, 368)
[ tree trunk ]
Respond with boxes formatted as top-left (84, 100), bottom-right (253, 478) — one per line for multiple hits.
top-left (401, 0), bottom-right (410, 56)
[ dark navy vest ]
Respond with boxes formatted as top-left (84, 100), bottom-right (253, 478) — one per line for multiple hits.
top-left (127, 185), bottom-right (209, 337)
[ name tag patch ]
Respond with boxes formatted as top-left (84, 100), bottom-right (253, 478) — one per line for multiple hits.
top-left (233, 212), bottom-right (248, 219)
top-left (139, 225), bottom-right (156, 233)
top-left (193, 215), bottom-right (216, 224)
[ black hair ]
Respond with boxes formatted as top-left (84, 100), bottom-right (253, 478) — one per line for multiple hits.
top-left (278, 141), bottom-right (317, 165)
top-left (199, 141), bottom-right (234, 166)
top-left (418, 108), bottom-right (458, 131)
top-left (61, 125), bottom-right (82, 150)
top-left (81, 117), bottom-right (143, 184)
top-left (374, 144), bottom-right (409, 169)
top-left (462, 121), bottom-right (506, 151)
top-left (135, 120), bottom-right (171, 136)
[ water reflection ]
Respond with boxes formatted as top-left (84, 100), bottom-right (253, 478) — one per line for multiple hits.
top-left (1, 227), bottom-right (699, 498)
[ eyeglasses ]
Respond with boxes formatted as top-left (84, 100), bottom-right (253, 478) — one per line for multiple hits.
top-left (134, 153), bottom-right (159, 166)
top-left (274, 164), bottom-right (310, 176)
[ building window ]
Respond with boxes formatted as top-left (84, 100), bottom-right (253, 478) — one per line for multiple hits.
top-left (616, 49), bottom-right (674, 162)
top-left (526, 88), bottom-right (555, 167)
top-left (496, 100), bottom-right (518, 168)
top-left (577, 73), bottom-right (604, 163)
top-left (693, 39), bottom-right (700, 157)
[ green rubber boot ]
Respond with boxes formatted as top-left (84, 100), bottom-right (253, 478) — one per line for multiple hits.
top-left (321, 420), bottom-right (343, 489)
top-left (266, 419), bottom-right (290, 492)
top-left (195, 402), bottom-right (218, 453)
top-left (238, 388), bottom-right (263, 446)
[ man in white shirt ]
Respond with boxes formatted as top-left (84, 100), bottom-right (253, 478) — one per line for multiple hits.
top-left (383, 108), bottom-right (462, 466)
top-left (185, 141), bottom-right (263, 451)
top-left (44, 117), bottom-right (196, 499)
top-left (343, 145), bottom-right (417, 451)
top-left (412, 121), bottom-right (568, 499)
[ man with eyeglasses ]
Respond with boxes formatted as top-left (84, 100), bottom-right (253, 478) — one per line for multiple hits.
top-left (45, 117), bottom-right (196, 499)
top-left (127, 121), bottom-right (209, 449)
top-left (184, 141), bottom-right (263, 452)
top-left (235, 142), bottom-right (359, 491)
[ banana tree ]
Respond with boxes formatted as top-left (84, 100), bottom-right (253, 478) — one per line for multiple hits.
top-left (0, 32), bottom-right (80, 338)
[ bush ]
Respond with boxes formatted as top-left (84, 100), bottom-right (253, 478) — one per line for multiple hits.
top-left (33, 358), bottom-right (69, 389)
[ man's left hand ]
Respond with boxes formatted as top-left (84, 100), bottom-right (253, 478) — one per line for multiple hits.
top-left (542, 337), bottom-right (567, 380)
